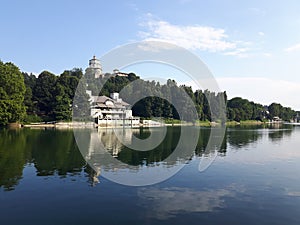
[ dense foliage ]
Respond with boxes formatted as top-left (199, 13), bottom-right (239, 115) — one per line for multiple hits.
top-left (0, 61), bottom-right (26, 125)
top-left (0, 60), bottom-right (298, 125)
top-left (227, 97), bottom-right (297, 122)
top-left (23, 68), bottom-right (83, 122)
top-left (227, 97), bottom-right (265, 121)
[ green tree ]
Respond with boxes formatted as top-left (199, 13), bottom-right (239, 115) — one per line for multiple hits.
top-left (227, 97), bottom-right (253, 121)
top-left (0, 61), bottom-right (26, 126)
top-left (268, 103), bottom-right (282, 119)
top-left (33, 71), bottom-right (57, 120)
top-left (72, 77), bottom-right (91, 121)
top-left (52, 69), bottom-right (81, 121)
top-left (22, 72), bottom-right (37, 115)
top-left (268, 103), bottom-right (296, 121)
top-left (53, 83), bottom-right (72, 121)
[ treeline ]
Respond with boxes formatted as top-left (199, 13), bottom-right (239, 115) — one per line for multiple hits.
top-left (0, 62), bottom-right (93, 125)
top-left (65, 71), bottom-right (299, 123)
top-left (24, 68), bottom-right (227, 123)
top-left (83, 75), bottom-right (227, 122)
top-left (227, 97), bottom-right (296, 122)
top-left (23, 69), bottom-right (83, 122)
top-left (0, 60), bottom-right (298, 126)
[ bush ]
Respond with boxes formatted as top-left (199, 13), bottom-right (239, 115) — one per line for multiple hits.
top-left (22, 114), bottom-right (42, 124)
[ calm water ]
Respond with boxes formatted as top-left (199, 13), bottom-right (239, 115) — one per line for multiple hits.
top-left (1, 125), bottom-right (300, 225)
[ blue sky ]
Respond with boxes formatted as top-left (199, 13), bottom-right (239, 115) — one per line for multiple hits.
top-left (1, 0), bottom-right (300, 109)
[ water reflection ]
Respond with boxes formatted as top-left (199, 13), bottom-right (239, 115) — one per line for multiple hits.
top-left (228, 129), bottom-right (261, 148)
top-left (138, 186), bottom-right (242, 220)
top-left (268, 128), bottom-right (293, 142)
top-left (0, 128), bottom-right (87, 191)
top-left (138, 186), bottom-right (237, 220)
top-left (79, 127), bottom-right (200, 186)
top-left (91, 127), bottom-right (181, 165)
top-left (0, 129), bottom-right (31, 190)
top-left (31, 129), bottom-right (85, 176)
top-left (227, 125), bottom-right (294, 148)
top-left (195, 128), bottom-right (227, 156)
top-left (0, 125), bottom-right (296, 190)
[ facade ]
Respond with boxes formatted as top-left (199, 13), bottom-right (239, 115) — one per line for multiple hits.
top-left (89, 92), bottom-right (140, 127)
top-left (85, 55), bottom-right (103, 78)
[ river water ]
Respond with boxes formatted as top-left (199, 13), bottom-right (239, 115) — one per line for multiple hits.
top-left (0, 125), bottom-right (300, 225)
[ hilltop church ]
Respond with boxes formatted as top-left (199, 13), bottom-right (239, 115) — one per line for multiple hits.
top-left (85, 55), bottom-right (129, 79)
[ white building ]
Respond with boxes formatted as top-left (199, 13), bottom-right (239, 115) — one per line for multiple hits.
top-left (88, 92), bottom-right (140, 127)
top-left (85, 55), bottom-right (102, 78)
top-left (113, 69), bottom-right (129, 77)
top-left (85, 56), bottom-right (129, 79)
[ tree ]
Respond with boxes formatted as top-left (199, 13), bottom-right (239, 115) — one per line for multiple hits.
top-left (53, 83), bottom-right (72, 121)
top-left (268, 103), bottom-right (281, 119)
top-left (60, 68), bottom-right (83, 79)
top-left (33, 71), bottom-right (57, 120)
top-left (51, 69), bottom-right (82, 121)
top-left (22, 72), bottom-right (37, 114)
top-left (227, 97), bottom-right (254, 121)
top-left (72, 77), bottom-right (91, 121)
top-left (0, 61), bottom-right (26, 126)
top-left (268, 103), bottom-right (296, 121)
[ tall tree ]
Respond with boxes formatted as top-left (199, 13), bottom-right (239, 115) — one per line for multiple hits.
top-left (22, 72), bottom-right (37, 114)
top-left (268, 103), bottom-right (282, 118)
top-left (53, 83), bottom-right (72, 121)
top-left (0, 61), bottom-right (26, 125)
top-left (33, 71), bottom-right (57, 120)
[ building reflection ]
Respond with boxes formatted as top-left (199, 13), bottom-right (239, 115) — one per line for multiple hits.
top-left (84, 126), bottom-right (203, 186)
top-left (87, 128), bottom-right (139, 159)
top-left (85, 127), bottom-right (177, 185)
top-left (85, 128), bottom-right (140, 185)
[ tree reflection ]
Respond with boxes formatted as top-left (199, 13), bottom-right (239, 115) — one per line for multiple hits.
top-left (0, 128), bottom-right (87, 191)
top-left (0, 125), bottom-right (296, 191)
top-left (194, 128), bottom-right (227, 156)
top-left (268, 128), bottom-right (293, 142)
top-left (0, 128), bottom-right (34, 191)
top-left (31, 129), bottom-right (85, 176)
top-left (227, 128), bottom-right (262, 148)
top-left (116, 127), bottom-right (180, 166)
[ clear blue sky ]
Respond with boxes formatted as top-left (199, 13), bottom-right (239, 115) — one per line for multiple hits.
top-left (1, 0), bottom-right (300, 109)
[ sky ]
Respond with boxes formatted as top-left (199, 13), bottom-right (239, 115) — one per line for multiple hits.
top-left (1, 0), bottom-right (300, 110)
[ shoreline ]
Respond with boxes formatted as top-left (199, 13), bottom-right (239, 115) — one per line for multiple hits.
top-left (20, 120), bottom-right (286, 129)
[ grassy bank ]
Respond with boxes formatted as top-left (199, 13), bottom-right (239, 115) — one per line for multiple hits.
top-left (196, 120), bottom-right (213, 127)
top-left (196, 120), bottom-right (265, 127)
top-left (226, 120), bottom-right (264, 126)
top-left (166, 119), bottom-right (265, 127)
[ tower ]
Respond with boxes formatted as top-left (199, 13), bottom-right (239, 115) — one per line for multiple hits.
top-left (85, 55), bottom-right (102, 78)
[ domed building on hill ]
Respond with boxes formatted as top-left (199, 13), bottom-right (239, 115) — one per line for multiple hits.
top-left (85, 55), bottom-right (103, 78)
top-left (85, 55), bottom-right (129, 79)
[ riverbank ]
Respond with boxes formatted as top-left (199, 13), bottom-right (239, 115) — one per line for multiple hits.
top-left (23, 122), bottom-right (94, 129)
top-left (19, 119), bottom-right (286, 129)
top-left (226, 120), bottom-right (265, 126)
